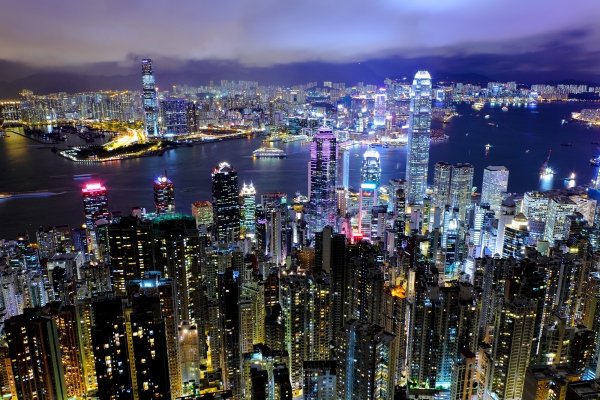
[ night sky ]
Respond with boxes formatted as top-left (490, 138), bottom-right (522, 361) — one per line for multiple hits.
top-left (1, 0), bottom-right (599, 94)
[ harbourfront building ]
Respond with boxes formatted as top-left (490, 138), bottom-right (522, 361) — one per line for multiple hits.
top-left (142, 58), bottom-right (159, 137)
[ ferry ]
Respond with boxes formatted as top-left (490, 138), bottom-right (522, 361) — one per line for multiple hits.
top-left (540, 150), bottom-right (555, 178)
top-left (472, 102), bottom-right (485, 111)
top-left (564, 172), bottom-right (576, 183)
top-left (484, 114), bottom-right (490, 119)
top-left (253, 147), bottom-right (287, 159)
top-left (502, 106), bottom-right (509, 112)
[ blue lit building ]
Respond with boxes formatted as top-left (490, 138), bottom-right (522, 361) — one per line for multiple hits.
top-left (359, 148), bottom-right (381, 240)
top-left (160, 98), bottom-right (188, 135)
top-left (406, 71), bottom-right (432, 205)
top-left (309, 127), bottom-right (337, 235)
top-left (142, 58), bottom-right (159, 137)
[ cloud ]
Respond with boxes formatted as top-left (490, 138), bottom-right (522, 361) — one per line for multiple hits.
top-left (0, 0), bottom-right (599, 69)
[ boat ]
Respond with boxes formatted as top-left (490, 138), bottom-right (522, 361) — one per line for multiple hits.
top-left (487, 122), bottom-right (495, 126)
top-left (472, 102), bottom-right (484, 111)
top-left (484, 114), bottom-right (490, 119)
top-left (564, 172), bottom-right (576, 183)
top-left (560, 143), bottom-right (573, 147)
top-left (540, 150), bottom-right (555, 178)
top-left (0, 192), bottom-right (12, 199)
top-left (485, 144), bottom-right (492, 151)
top-left (561, 119), bottom-right (568, 125)
top-left (253, 147), bottom-right (287, 159)
top-left (590, 156), bottom-right (600, 167)
top-left (502, 106), bottom-right (509, 112)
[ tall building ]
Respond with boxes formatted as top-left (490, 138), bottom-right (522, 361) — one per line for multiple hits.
top-left (303, 361), bottom-right (337, 400)
top-left (481, 166), bottom-right (509, 215)
top-left (544, 196), bottom-right (577, 245)
top-left (240, 182), bottom-right (257, 238)
top-left (142, 58), bottom-right (159, 137)
top-left (309, 127), bottom-right (337, 234)
top-left (160, 98), bottom-right (188, 135)
top-left (82, 182), bottom-right (109, 229)
top-left (406, 70), bottom-right (432, 205)
top-left (5, 310), bottom-right (68, 399)
top-left (336, 320), bottom-right (395, 400)
top-left (433, 161), bottom-right (452, 211)
top-left (359, 148), bottom-right (381, 239)
top-left (212, 162), bottom-right (241, 243)
top-left (153, 173), bottom-right (175, 214)
top-left (374, 89), bottom-right (387, 127)
top-left (450, 163), bottom-right (474, 221)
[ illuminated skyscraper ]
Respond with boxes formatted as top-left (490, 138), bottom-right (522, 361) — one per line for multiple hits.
top-left (450, 163), bottom-right (474, 221)
top-left (240, 182), bottom-right (257, 238)
top-left (359, 148), bottom-right (381, 239)
top-left (406, 71), bottom-right (432, 205)
top-left (153, 173), bottom-right (175, 214)
top-left (309, 127), bottom-right (337, 234)
top-left (433, 161), bottom-right (452, 211)
top-left (481, 166), bottom-right (509, 215)
top-left (374, 89), bottom-right (387, 127)
top-left (82, 182), bottom-right (109, 229)
top-left (160, 98), bottom-right (188, 135)
top-left (212, 162), bottom-right (241, 243)
top-left (142, 58), bottom-right (159, 137)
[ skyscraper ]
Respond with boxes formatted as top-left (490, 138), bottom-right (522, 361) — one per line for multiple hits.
top-left (481, 166), bottom-right (509, 215)
top-left (141, 58), bottom-right (159, 137)
top-left (374, 89), bottom-right (387, 127)
top-left (240, 182), bottom-right (257, 238)
top-left (82, 182), bottom-right (109, 229)
top-left (212, 162), bottom-right (241, 243)
top-left (433, 161), bottom-right (452, 211)
top-left (450, 163), bottom-right (474, 221)
top-left (359, 148), bottom-right (381, 239)
top-left (160, 98), bottom-right (188, 135)
top-left (406, 71), bottom-right (432, 205)
top-left (309, 127), bottom-right (337, 234)
top-left (153, 173), bottom-right (175, 214)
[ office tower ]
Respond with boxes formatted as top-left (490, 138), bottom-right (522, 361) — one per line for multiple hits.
top-left (108, 215), bottom-right (152, 295)
top-left (309, 127), bottom-right (337, 234)
top-left (481, 166), bottom-right (510, 215)
top-left (219, 268), bottom-right (242, 397)
top-left (451, 350), bottom-right (476, 400)
top-left (339, 148), bottom-right (350, 190)
top-left (433, 161), bottom-right (452, 210)
top-left (502, 213), bottom-right (529, 258)
top-left (212, 162), bottom-right (241, 243)
top-left (406, 70), bottom-right (432, 205)
top-left (490, 296), bottom-right (537, 400)
top-left (336, 320), bottom-right (395, 400)
top-left (5, 310), bottom-right (68, 399)
top-left (240, 182), bottom-right (257, 239)
top-left (442, 207), bottom-right (461, 281)
top-left (329, 233), bottom-right (348, 337)
top-left (142, 58), bottom-right (159, 137)
top-left (262, 193), bottom-right (288, 265)
top-left (450, 163), bottom-right (474, 221)
top-left (160, 98), bottom-right (189, 135)
top-left (359, 148), bottom-right (381, 239)
top-left (153, 173), bottom-right (175, 214)
top-left (374, 89), bottom-right (387, 126)
top-left (303, 361), bottom-right (337, 400)
top-left (191, 200), bottom-right (213, 230)
top-left (82, 182), bottom-right (109, 228)
top-left (544, 196), bottom-right (577, 245)
top-left (335, 187), bottom-right (348, 217)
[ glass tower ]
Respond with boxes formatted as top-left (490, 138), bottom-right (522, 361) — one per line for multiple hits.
top-left (142, 58), bottom-right (159, 137)
top-left (406, 71), bottom-right (432, 205)
top-left (481, 165), bottom-right (510, 215)
top-left (359, 148), bottom-right (381, 239)
top-left (212, 162), bottom-right (241, 243)
top-left (153, 174), bottom-right (175, 214)
top-left (240, 182), bottom-right (257, 238)
top-left (82, 182), bottom-right (109, 228)
top-left (309, 127), bottom-right (337, 234)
